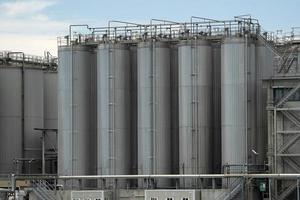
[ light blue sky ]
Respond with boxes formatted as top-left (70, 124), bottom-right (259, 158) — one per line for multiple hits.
top-left (0, 0), bottom-right (299, 55)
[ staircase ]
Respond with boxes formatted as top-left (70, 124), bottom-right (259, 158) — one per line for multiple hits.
top-left (215, 178), bottom-right (243, 200)
top-left (277, 182), bottom-right (297, 200)
top-left (31, 180), bottom-right (56, 200)
top-left (277, 46), bottom-right (299, 74)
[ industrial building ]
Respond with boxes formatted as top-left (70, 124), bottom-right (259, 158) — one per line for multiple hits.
top-left (0, 16), bottom-right (300, 200)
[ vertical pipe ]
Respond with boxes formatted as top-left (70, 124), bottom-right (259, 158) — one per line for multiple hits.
top-left (42, 131), bottom-right (46, 174)
top-left (245, 34), bottom-right (248, 169)
top-left (274, 109), bottom-right (277, 173)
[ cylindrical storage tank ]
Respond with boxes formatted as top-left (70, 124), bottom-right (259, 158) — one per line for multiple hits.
top-left (212, 42), bottom-right (221, 174)
top-left (24, 67), bottom-right (44, 174)
top-left (0, 66), bottom-right (22, 174)
top-left (178, 40), bottom-right (213, 187)
top-left (137, 41), bottom-right (171, 187)
top-left (255, 40), bottom-right (274, 165)
top-left (58, 45), bottom-right (97, 187)
top-left (97, 43), bottom-right (131, 187)
top-left (221, 37), bottom-right (256, 172)
top-left (0, 63), bottom-right (44, 174)
top-left (43, 70), bottom-right (58, 174)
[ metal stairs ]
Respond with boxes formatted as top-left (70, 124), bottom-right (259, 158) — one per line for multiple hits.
top-left (31, 180), bottom-right (56, 200)
top-left (215, 178), bottom-right (243, 200)
top-left (277, 182), bottom-right (297, 200)
top-left (277, 45), bottom-right (299, 73)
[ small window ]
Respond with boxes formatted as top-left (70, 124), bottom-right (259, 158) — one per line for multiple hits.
top-left (72, 199), bottom-right (80, 200)
top-left (151, 198), bottom-right (157, 200)
top-left (182, 198), bottom-right (189, 200)
top-left (167, 198), bottom-right (173, 200)
top-left (95, 199), bottom-right (101, 200)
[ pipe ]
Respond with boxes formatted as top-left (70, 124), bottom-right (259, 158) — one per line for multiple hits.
top-left (190, 16), bottom-right (221, 23)
top-left (150, 19), bottom-right (180, 25)
top-left (108, 20), bottom-right (142, 40)
top-left (69, 24), bottom-right (91, 45)
top-left (13, 174), bottom-right (300, 180)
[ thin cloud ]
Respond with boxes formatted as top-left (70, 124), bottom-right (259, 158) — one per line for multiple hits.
top-left (0, 0), bottom-right (56, 17)
top-left (0, 0), bottom-right (67, 56)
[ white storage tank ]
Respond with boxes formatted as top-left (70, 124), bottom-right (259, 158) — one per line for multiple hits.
top-left (0, 66), bottom-right (22, 174)
top-left (221, 37), bottom-right (256, 173)
top-left (178, 39), bottom-right (213, 187)
top-left (97, 43), bottom-right (132, 186)
top-left (137, 41), bottom-right (171, 187)
top-left (58, 45), bottom-right (97, 187)
top-left (255, 40), bottom-right (274, 165)
top-left (0, 62), bottom-right (44, 174)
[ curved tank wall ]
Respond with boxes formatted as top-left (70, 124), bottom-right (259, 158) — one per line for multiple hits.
top-left (58, 45), bottom-right (97, 187)
top-left (255, 40), bottom-right (274, 164)
top-left (137, 41), bottom-right (171, 187)
top-left (178, 40), bottom-right (213, 187)
top-left (212, 42), bottom-right (221, 174)
top-left (221, 37), bottom-right (257, 172)
top-left (24, 67), bottom-right (44, 174)
top-left (170, 44), bottom-right (179, 175)
top-left (0, 64), bottom-right (44, 174)
top-left (44, 70), bottom-right (58, 173)
top-left (0, 66), bottom-right (22, 174)
top-left (130, 45), bottom-right (138, 178)
top-left (97, 43), bottom-right (131, 181)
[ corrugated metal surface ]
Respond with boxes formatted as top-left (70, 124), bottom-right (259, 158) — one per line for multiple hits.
top-left (0, 67), bottom-right (22, 174)
top-left (178, 40), bottom-right (212, 187)
top-left (97, 43), bottom-right (131, 179)
top-left (212, 42), bottom-right (221, 174)
top-left (137, 41), bottom-right (171, 187)
top-left (58, 45), bottom-right (97, 187)
top-left (24, 68), bottom-right (44, 173)
top-left (221, 37), bottom-right (248, 169)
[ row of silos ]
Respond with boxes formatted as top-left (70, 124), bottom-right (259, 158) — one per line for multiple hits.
top-left (0, 61), bottom-right (58, 174)
top-left (57, 36), bottom-right (272, 187)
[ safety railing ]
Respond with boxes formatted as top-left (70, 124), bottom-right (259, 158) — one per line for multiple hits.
top-left (57, 17), bottom-right (261, 46)
top-left (0, 51), bottom-right (58, 69)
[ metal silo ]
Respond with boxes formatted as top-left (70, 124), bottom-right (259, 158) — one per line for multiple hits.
top-left (44, 70), bottom-right (58, 173)
top-left (0, 66), bottom-right (22, 174)
top-left (97, 43), bottom-right (131, 186)
top-left (255, 40), bottom-right (274, 165)
top-left (212, 42), bottom-right (221, 174)
top-left (221, 37), bottom-right (256, 172)
top-left (58, 45), bottom-right (97, 187)
top-left (137, 41), bottom-right (171, 187)
top-left (24, 67), bottom-right (44, 174)
top-left (178, 40), bottom-right (213, 187)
